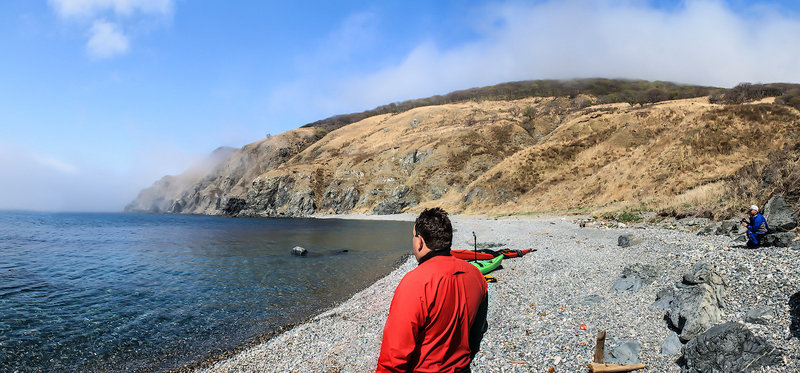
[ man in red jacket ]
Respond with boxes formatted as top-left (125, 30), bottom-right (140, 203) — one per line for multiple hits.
top-left (376, 208), bottom-right (489, 373)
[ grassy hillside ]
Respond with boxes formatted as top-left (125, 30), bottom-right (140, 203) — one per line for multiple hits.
top-left (129, 79), bottom-right (800, 220)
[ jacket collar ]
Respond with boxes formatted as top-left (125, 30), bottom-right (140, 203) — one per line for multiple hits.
top-left (418, 249), bottom-right (451, 265)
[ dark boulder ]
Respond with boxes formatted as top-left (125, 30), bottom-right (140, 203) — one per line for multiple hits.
top-left (681, 322), bottom-right (781, 373)
top-left (763, 195), bottom-right (797, 232)
top-left (760, 231), bottom-right (797, 248)
top-left (617, 234), bottom-right (642, 247)
top-left (655, 263), bottom-right (727, 342)
top-left (791, 292), bottom-right (800, 339)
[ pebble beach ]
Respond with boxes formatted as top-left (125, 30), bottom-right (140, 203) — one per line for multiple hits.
top-left (194, 214), bottom-right (800, 372)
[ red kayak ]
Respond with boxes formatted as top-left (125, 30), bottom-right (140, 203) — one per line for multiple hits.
top-left (450, 249), bottom-right (533, 260)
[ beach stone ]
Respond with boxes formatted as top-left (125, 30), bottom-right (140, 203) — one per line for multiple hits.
top-left (763, 195), bottom-right (797, 232)
top-left (604, 340), bottom-right (642, 365)
top-left (580, 295), bottom-right (605, 305)
top-left (612, 277), bottom-right (643, 292)
top-left (622, 263), bottom-right (660, 284)
top-left (292, 246), bottom-right (308, 256)
top-left (744, 306), bottom-right (773, 325)
top-left (612, 263), bottom-right (660, 292)
top-left (681, 322), bottom-right (781, 373)
top-left (618, 234), bottom-right (642, 247)
top-left (661, 332), bottom-right (682, 355)
top-left (677, 217), bottom-right (711, 232)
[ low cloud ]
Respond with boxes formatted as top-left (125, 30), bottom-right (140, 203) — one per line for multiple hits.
top-left (49, 0), bottom-right (173, 18)
top-left (269, 0), bottom-right (800, 122)
top-left (49, 0), bottom-right (173, 59)
top-left (86, 20), bottom-right (129, 59)
top-left (0, 143), bottom-right (204, 212)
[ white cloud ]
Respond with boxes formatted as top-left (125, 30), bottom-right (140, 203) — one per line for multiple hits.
top-left (86, 20), bottom-right (130, 59)
top-left (269, 0), bottom-right (800, 121)
top-left (49, 0), bottom-right (173, 18)
top-left (49, 0), bottom-right (173, 59)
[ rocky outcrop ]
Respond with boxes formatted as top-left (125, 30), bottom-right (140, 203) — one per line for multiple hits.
top-left (655, 263), bottom-right (728, 342)
top-left (759, 195), bottom-right (798, 247)
top-left (126, 129), bottom-right (324, 215)
top-left (680, 322), bottom-right (781, 373)
top-left (239, 174), bottom-right (316, 217)
top-left (763, 195), bottom-right (797, 232)
top-left (372, 185), bottom-right (418, 215)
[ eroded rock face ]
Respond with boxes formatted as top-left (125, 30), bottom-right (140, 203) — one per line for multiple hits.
top-left (680, 322), bottom-right (781, 373)
top-left (319, 182), bottom-right (360, 214)
top-left (240, 174), bottom-right (316, 217)
top-left (655, 263), bottom-right (727, 342)
top-left (372, 185), bottom-right (418, 215)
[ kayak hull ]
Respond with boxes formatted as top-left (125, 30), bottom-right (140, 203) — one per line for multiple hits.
top-left (469, 255), bottom-right (503, 275)
top-left (451, 250), bottom-right (495, 260)
top-left (450, 248), bottom-right (533, 260)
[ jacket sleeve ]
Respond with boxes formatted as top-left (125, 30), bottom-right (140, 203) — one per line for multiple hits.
top-left (376, 278), bottom-right (426, 373)
top-left (469, 294), bottom-right (489, 359)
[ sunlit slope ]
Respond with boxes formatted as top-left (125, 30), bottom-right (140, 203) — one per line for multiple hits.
top-left (129, 87), bottom-right (800, 218)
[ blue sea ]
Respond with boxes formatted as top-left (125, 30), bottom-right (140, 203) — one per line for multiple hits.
top-left (0, 212), bottom-right (412, 372)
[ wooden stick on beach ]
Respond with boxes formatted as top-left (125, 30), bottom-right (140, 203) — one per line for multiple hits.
top-left (588, 329), bottom-right (646, 373)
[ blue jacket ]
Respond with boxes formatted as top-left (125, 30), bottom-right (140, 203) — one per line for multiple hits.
top-left (749, 213), bottom-right (769, 235)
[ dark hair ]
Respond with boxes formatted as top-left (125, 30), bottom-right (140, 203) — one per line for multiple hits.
top-left (414, 207), bottom-right (452, 252)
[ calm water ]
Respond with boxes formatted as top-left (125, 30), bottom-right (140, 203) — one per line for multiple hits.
top-left (0, 212), bottom-right (412, 372)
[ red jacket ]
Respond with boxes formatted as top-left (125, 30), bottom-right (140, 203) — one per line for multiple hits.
top-left (376, 254), bottom-right (489, 373)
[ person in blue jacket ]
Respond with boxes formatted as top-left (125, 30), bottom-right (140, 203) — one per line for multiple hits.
top-left (741, 204), bottom-right (769, 248)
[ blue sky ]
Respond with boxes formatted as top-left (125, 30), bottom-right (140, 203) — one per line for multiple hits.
top-left (2, 0), bottom-right (800, 211)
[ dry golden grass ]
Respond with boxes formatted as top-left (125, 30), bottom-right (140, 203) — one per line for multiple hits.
top-left (248, 95), bottom-right (800, 218)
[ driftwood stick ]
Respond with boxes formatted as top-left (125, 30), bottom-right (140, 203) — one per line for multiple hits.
top-left (593, 330), bottom-right (607, 364)
top-left (588, 363), bottom-right (647, 372)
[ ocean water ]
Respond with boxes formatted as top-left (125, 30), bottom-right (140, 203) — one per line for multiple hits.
top-left (0, 212), bottom-right (412, 372)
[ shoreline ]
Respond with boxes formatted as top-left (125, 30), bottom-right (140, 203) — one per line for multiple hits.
top-left (193, 214), bottom-right (799, 372)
